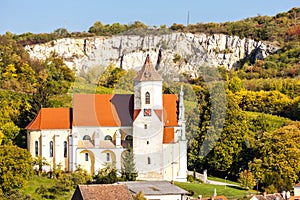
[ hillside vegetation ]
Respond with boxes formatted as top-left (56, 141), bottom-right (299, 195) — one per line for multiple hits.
top-left (0, 7), bottom-right (299, 199)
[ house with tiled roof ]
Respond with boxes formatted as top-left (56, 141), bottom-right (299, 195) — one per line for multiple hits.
top-left (71, 184), bottom-right (133, 200)
top-left (26, 55), bottom-right (187, 182)
top-left (118, 181), bottom-right (189, 200)
top-left (250, 193), bottom-right (284, 200)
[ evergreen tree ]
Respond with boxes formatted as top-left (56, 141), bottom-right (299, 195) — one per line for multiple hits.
top-left (121, 147), bottom-right (138, 181)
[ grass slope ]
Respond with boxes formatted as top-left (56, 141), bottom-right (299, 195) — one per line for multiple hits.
top-left (175, 182), bottom-right (256, 199)
top-left (207, 176), bottom-right (239, 185)
top-left (22, 176), bottom-right (74, 200)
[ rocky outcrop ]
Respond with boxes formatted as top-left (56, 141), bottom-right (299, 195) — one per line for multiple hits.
top-left (25, 32), bottom-right (278, 77)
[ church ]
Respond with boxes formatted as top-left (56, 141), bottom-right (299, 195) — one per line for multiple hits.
top-left (26, 55), bottom-right (187, 182)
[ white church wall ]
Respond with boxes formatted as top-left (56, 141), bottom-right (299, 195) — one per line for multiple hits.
top-left (174, 127), bottom-right (182, 142)
top-left (75, 147), bottom-right (125, 174)
top-left (28, 129), bottom-right (70, 172)
top-left (162, 143), bottom-right (174, 181)
top-left (133, 107), bottom-right (164, 180)
top-left (144, 194), bottom-right (183, 200)
top-left (177, 140), bottom-right (188, 182)
top-left (27, 130), bottom-right (40, 157)
top-left (73, 126), bottom-right (132, 141)
top-left (27, 56), bottom-right (188, 182)
top-left (77, 149), bottom-right (93, 173)
top-left (140, 81), bottom-right (163, 109)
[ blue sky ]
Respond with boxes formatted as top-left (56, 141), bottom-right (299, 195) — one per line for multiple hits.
top-left (1, 0), bottom-right (299, 34)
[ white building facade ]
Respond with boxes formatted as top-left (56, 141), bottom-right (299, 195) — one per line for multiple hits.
top-left (26, 55), bottom-right (187, 182)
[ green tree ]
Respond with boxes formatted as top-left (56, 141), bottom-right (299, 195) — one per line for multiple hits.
top-left (132, 191), bottom-right (147, 200)
top-left (88, 21), bottom-right (106, 35)
top-left (0, 145), bottom-right (33, 194)
top-left (170, 23), bottom-right (185, 31)
top-left (70, 166), bottom-right (92, 187)
top-left (28, 55), bottom-right (75, 119)
top-left (114, 69), bottom-right (136, 93)
top-left (98, 63), bottom-right (126, 88)
top-left (93, 163), bottom-right (118, 184)
top-left (129, 21), bottom-right (148, 29)
top-left (227, 76), bottom-right (243, 93)
top-left (121, 148), bottom-right (138, 181)
top-left (83, 65), bottom-right (104, 84)
top-left (110, 23), bottom-right (127, 35)
top-left (187, 85), bottom-right (211, 171)
top-left (238, 170), bottom-right (256, 190)
top-left (206, 90), bottom-right (250, 176)
top-left (250, 122), bottom-right (300, 191)
top-left (53, 28), bottom-right (68, 36)
top-left (32, 156), bottom-right (49, 176)
top-left (0, 122), bottom-right (20, 145)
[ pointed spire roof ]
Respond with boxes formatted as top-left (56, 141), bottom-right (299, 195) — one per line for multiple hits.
top-left (134, 54), bottom-right (163, 81)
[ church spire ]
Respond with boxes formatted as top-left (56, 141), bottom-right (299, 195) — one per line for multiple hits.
top-left (134, 54), bottom-right (163, 81)
top-left (178, 85), bottom-right (186, 140)
top-left (179, 85), bottom-right (185, 121)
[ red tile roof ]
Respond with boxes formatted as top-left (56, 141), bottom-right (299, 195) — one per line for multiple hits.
top-left (73, 94), bottom-right (134, 127)
top-left (163, 127), bottom-right (174, 143)
top-left (154, 109), bottom-right (163, 122)
top-left (133, 109), bottom-right (141, 121)
top-left (71, 184), bottom-right (133, 200)
top-left (73, 94), bottom-right (178, 127)
top-left (163, 94), bottom-right (178, 126)
top-left (26, 108), bottom-right (71, 130)
top-left (26, 94), bottom-right (179, 132)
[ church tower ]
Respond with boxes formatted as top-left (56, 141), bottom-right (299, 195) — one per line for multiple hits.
top-left (133, 55), bottom-right (164, 180)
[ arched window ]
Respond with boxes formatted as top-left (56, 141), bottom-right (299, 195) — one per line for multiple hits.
top-left (85, 153), bottom-right (89, 161)
top-left (35, 141), bottom-right (38, 157)
top-left (106, 152), bottom-right (110, 162)
top-left (145, 92), bottom-right (150, 104)
top-left (64, 141), bottom-right (67, 158)
top-left (125, 135), bottom-right (133, 141)
top-left (83, 135), bottom-right (91, 140)
top-left (49, 141), bottom-right (54, 157)
top-left (104, 135), bottom-right (112, 140)
top-left (147, 157), bottom-right (151, 164)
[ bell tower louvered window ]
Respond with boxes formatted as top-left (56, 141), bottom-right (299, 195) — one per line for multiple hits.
top-left (145, 92), bottom-right (150, 104)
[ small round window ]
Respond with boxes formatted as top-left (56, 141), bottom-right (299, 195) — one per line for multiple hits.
top-left (104, 135), bottom-right (112, 140)
top-left (83, 135), bottom-right (91, 140)
top-left (125, 135), bottom-right (133, 141)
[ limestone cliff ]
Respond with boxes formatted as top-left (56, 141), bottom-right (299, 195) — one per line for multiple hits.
top-left (25, 32), bottom-right (278, 77)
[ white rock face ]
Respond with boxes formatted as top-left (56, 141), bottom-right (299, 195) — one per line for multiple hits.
top-left (25, 32), bottom-right (278, 77)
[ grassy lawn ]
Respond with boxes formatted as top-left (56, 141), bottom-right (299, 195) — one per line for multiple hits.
top-left (175, 182), bottom-right (256, 199)
top-left (22, 176), bottom-right (251, 199)
top-left (22, 176), bottom-right (74, 200)
top-left (207, 176), bottom-right (240, 185)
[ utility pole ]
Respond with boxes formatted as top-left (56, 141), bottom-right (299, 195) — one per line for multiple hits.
top-left (187, 11), bottom-right (190, 26)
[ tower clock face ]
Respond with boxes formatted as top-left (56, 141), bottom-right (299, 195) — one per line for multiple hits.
top-left (144, 71), bottom-right (151, 78)
top-left (144, 108), bottom-right (151, 116)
